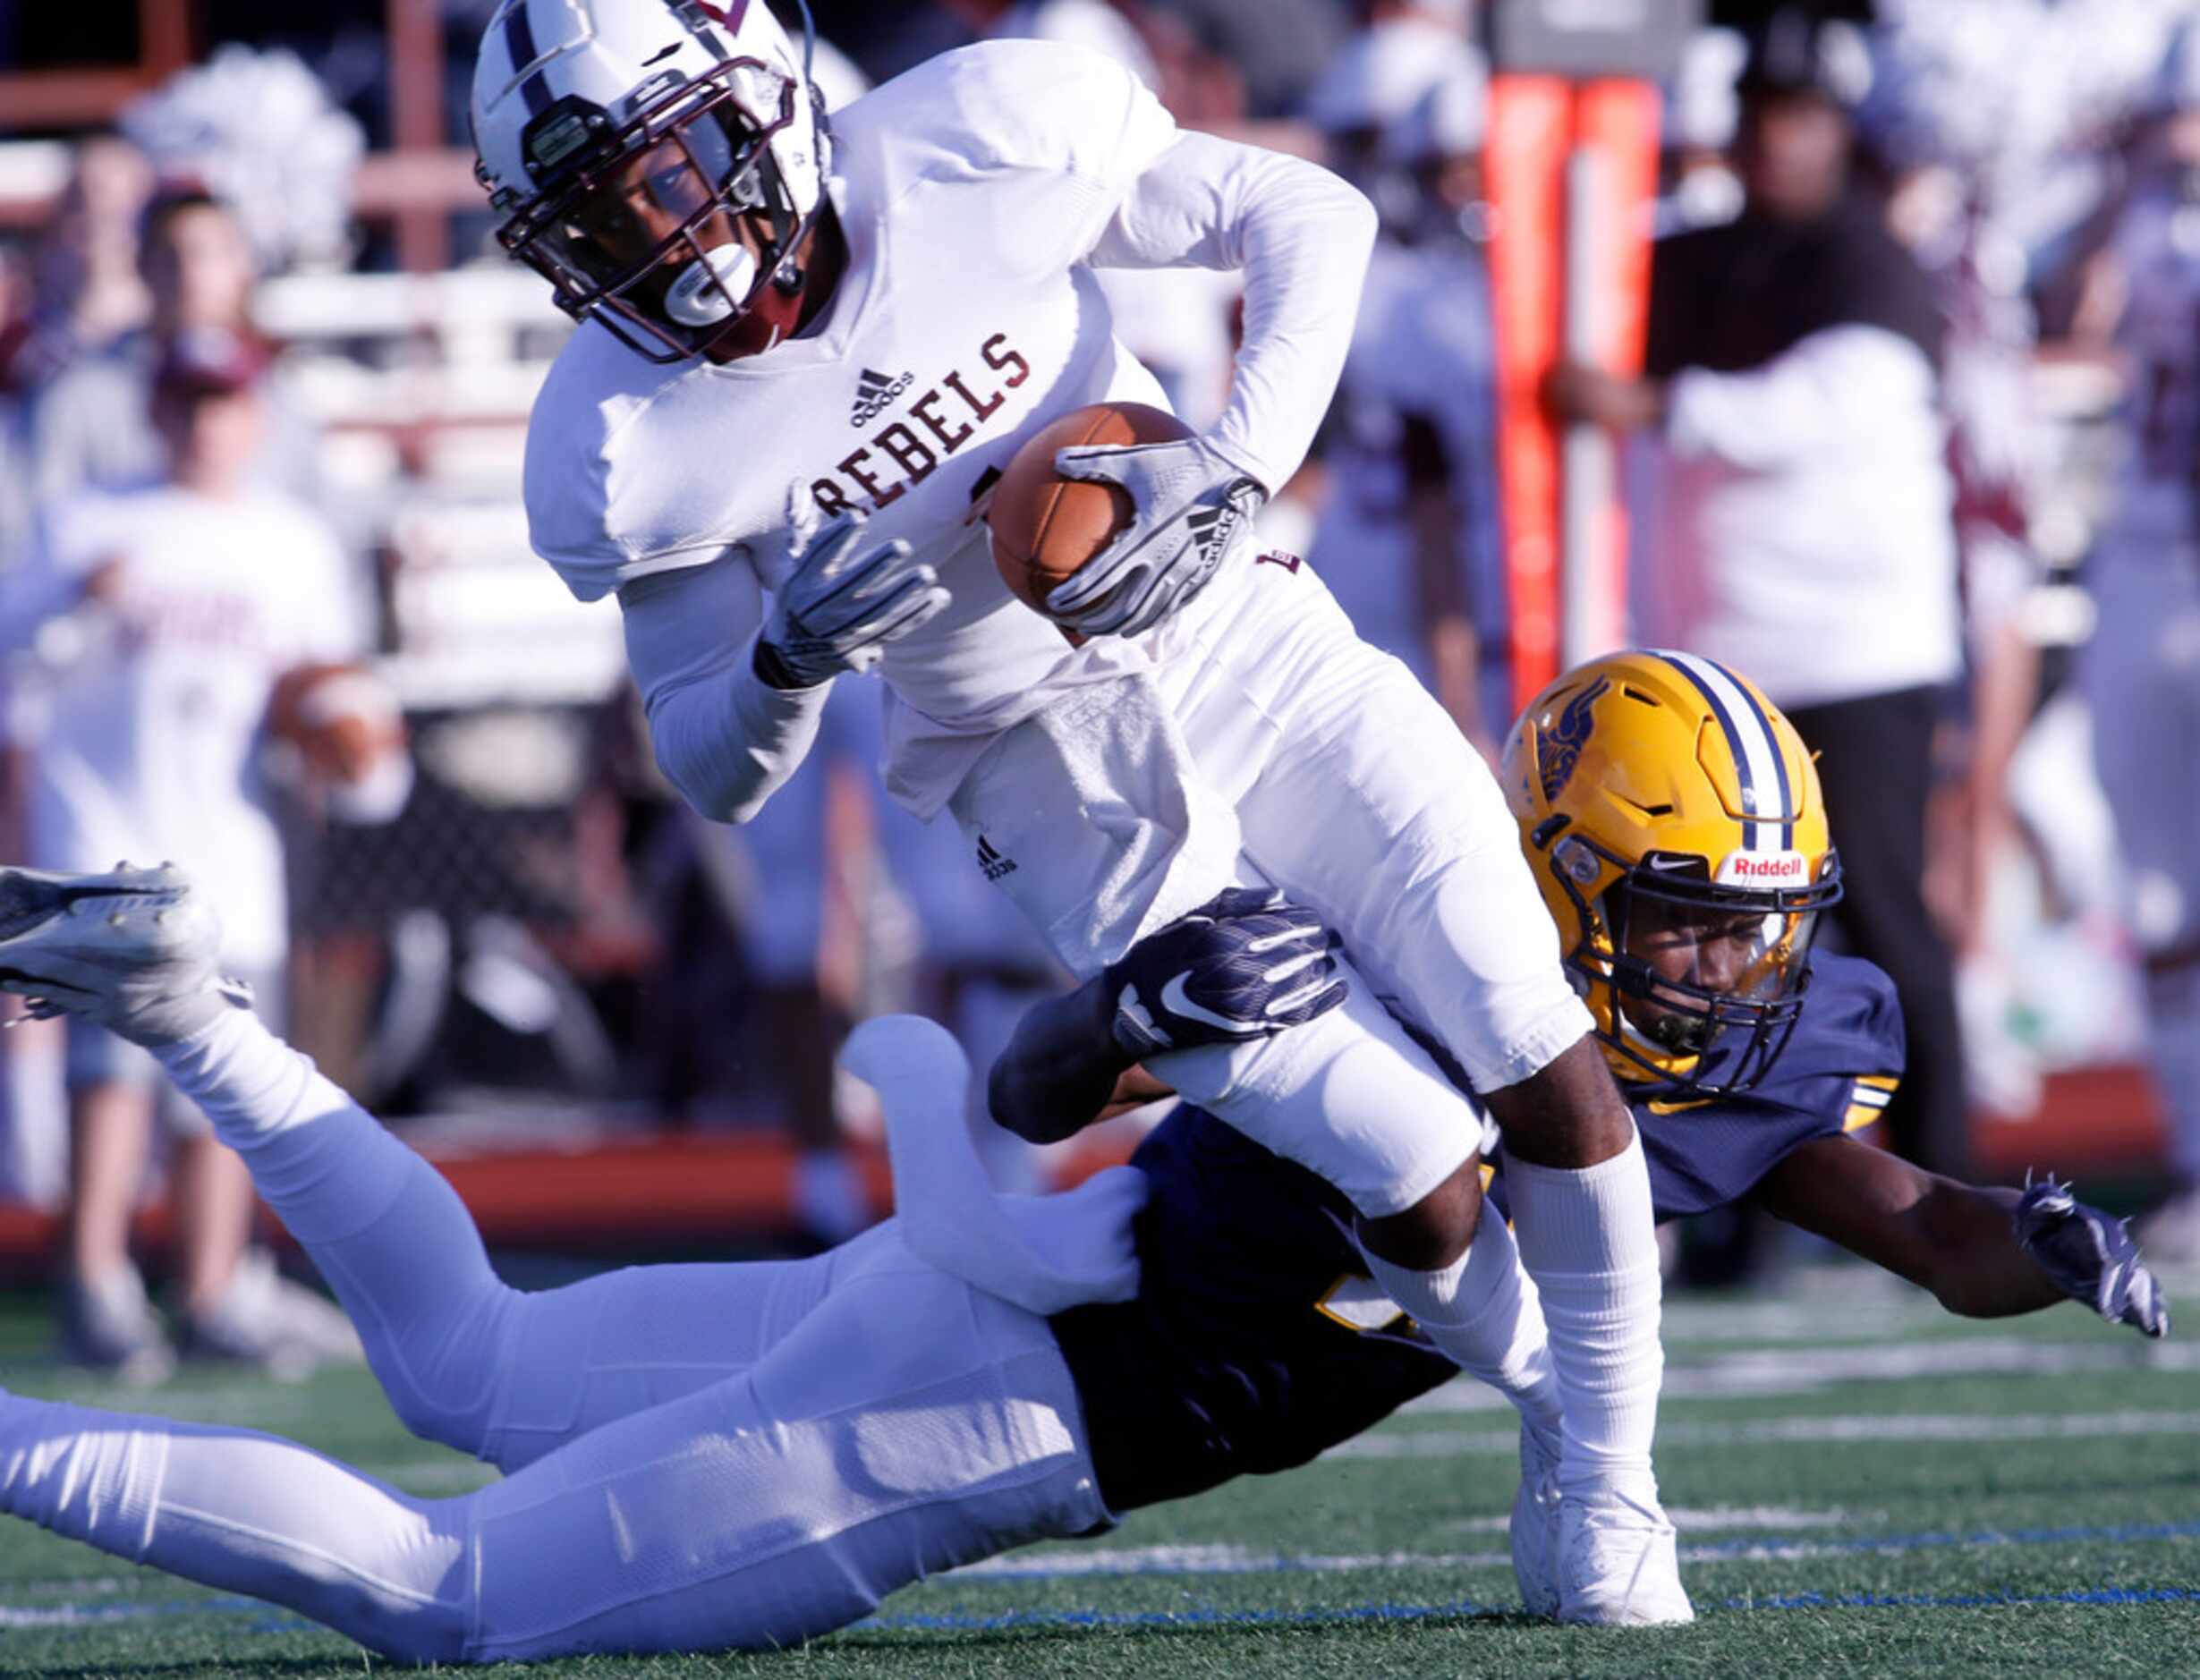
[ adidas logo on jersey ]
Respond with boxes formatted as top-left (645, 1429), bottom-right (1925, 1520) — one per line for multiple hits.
top-left (850, 367), bottom-right (914, 426)
top-left (976, 835), bottom-right (1017, 882)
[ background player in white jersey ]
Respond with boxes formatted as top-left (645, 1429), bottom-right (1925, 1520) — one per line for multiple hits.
top-left (473, 0), bottom-right (1678, 1620)
top-left (0, 329), bottom-right (399, 1379)
top-left (2078, 22), bottom-right (2200, 1260)
top-left (1304, 27), bottom-right (1504, 751)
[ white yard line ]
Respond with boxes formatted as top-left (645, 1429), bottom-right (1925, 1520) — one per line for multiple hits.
top-left (1441, 1504), bottom-right (1868, 1535)
top-left (1397, 1336), bottom-right (2195, 1414)
top-left (953, 1506), bottom-right (2200, 1582)
top-left (1332, 1409), bottom-right (2200, 1461)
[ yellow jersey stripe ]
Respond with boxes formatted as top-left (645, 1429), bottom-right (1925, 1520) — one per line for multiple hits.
top-left (1843, 1103), bottom-right (1884, 1133)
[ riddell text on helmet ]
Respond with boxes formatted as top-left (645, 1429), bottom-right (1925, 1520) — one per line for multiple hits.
top-left (807, 333), bottom-right (1031, 518)
top-left (1716, 851), bottom-right (1809, 886)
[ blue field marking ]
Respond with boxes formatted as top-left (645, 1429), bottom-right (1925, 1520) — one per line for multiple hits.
top-left (10, 1580), bottom-right (2200, 1646)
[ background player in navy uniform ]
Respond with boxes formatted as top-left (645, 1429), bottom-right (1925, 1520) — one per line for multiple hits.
top-left (0, 652), bottom-right (2162, 1659)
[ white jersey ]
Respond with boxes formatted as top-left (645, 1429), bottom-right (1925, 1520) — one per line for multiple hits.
top-left (2106, 184), bottom-right (2200, 555)
top-left (526, 40), bottom-right (1372, 818)
top-left (4, 485), bottom-right (362, 968)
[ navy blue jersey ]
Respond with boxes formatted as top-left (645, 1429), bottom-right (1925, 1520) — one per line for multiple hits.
top-left (1050, 951), bottom-right (1905, 1513)
top-left (1049, 1111), bottom-right (1455, 1513)
top-left (1486, 952), bottom-right (1907, 1224)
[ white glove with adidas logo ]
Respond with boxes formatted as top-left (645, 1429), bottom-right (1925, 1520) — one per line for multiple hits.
top-left (1046, 436), bottom-right (1265, 639)
top-left (760, 484), bottom-right (951, 689)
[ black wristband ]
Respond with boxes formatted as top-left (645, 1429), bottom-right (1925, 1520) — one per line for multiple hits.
top-left (752, 638), bottom-right (805, 690)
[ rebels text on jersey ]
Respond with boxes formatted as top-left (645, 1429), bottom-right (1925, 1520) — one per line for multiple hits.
top-left (524, 42), bottom-right (1182, 746)
top-left (1051, 951), bottom-right (1907, 1511)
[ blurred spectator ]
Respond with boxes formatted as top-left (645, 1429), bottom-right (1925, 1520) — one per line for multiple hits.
top-left (2, 139), bottom-right (155, 582)
top-left (694, 682), bottom-right (1059, 1240)
top-left (947, 0), bottom-right (1239, 424)
top-left (1306, 26), bottom-right (1506, 750)
top-left (940, 0), bottom-right (1159, 81)
top-left (1657, 26), bottom-right (1748, 236)
top-left (2077, 26), bottom-right (2200, 1259)
top-left (117, 45), bottom-right (365, 276)
top-left (21, 186), bottom-right (321, 516)
top-left (1302, 1), bottom-right (1463, 191)
top-left (1549, 13), bottom-right (1971, 1177)
top-left (1, 137), bottom-right (155, 395)
top-left (1151, 0), bottom-right (1348, 120)
top-left (0, 329), bottom-right (401, 1378)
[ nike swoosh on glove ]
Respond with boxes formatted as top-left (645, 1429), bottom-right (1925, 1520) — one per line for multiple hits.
top-left (1102, 886), bottom-right (1346, 1061)
top-left (2015, 1174), bottom-right (2170, 1338)
top-left (760, 484), bottom-right (950, 687)
top-left (1046, 435), bottom-right (1264, 639)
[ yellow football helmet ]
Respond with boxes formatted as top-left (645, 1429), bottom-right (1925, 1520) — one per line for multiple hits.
top-left (1501, 649), bottom-right (1842, 1095)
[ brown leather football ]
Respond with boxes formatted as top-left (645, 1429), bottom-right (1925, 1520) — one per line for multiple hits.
top-left (985, 400), bottom-right (1193, 632)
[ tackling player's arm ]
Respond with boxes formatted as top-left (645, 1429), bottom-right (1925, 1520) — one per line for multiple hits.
top-left (1755, 1135), bottom-right (2167, 1336)
top-left (990, 889), bottom-right (1345, 1143)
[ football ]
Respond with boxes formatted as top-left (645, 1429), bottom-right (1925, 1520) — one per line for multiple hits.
top-left (265, 662), bottom-right (408, 787)
top-left (986, 400), bottom-right (1193, 634)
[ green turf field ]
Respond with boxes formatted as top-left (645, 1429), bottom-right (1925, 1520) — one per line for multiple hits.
top-left (4, 1259), bottom-right (2197, 1678)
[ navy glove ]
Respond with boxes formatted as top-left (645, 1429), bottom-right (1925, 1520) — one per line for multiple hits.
top-left (2014, 1175), bottom-right (2170, 1339)
top-left (1102, 887), bottom-right (1346, 1060)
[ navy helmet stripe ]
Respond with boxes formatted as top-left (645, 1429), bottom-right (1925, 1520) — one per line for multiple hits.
top-left (1653, 650), bottom-right (1770, 850)
top-left (1719, 659), bottom-right (1795, 848)
top-left (503, 0), bottom-right (552, 115)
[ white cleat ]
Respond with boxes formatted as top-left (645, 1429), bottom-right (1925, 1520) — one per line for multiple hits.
top-left (1510, 1420), bottom-right (1564, 1618)
top-left (0, 864), bottom-right (250, 1045)
top-left (1557, 1488), bottom-right (1695, 1625)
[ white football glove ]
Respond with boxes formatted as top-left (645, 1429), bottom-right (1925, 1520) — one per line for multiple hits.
top-left (1046, 436), bottom-right (1265, 639)
top-left (760, 485), bottom-right (950, 688)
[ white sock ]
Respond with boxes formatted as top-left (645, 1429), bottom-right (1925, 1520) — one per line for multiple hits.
top-left (152, 1009), bottom-right (848, 1472)
top-left (153, 1009), bottom-right (417, 1245)
top-left (1502, 1130), bottom-right (1663, 1502)
top-left (1359, 1211), bottom-right (1562, 1441)
top-left (151, 1011), bottom-right (521, 1455)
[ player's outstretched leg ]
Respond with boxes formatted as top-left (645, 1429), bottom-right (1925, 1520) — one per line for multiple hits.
top-left (1353, 1188), bottom-right (1567, 1616)
top-left (1207, 636), bottom-right (1685, 1625)
top-left (0, 1382), bottom-right (472, 1659)
top-left (0, 1238), bottom-right (1101, 1660)
top-left (0, 865), bottom-right (845, 1471)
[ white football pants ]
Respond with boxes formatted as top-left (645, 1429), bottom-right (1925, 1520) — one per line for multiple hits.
top-left (0, 1028), bottom-right (1106, 1661)
top-left (950, 553), bottom-right (1592, 1216)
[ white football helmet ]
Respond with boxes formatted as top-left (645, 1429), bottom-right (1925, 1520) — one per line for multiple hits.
top-left (471, 0), bottom-right (831, 361)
